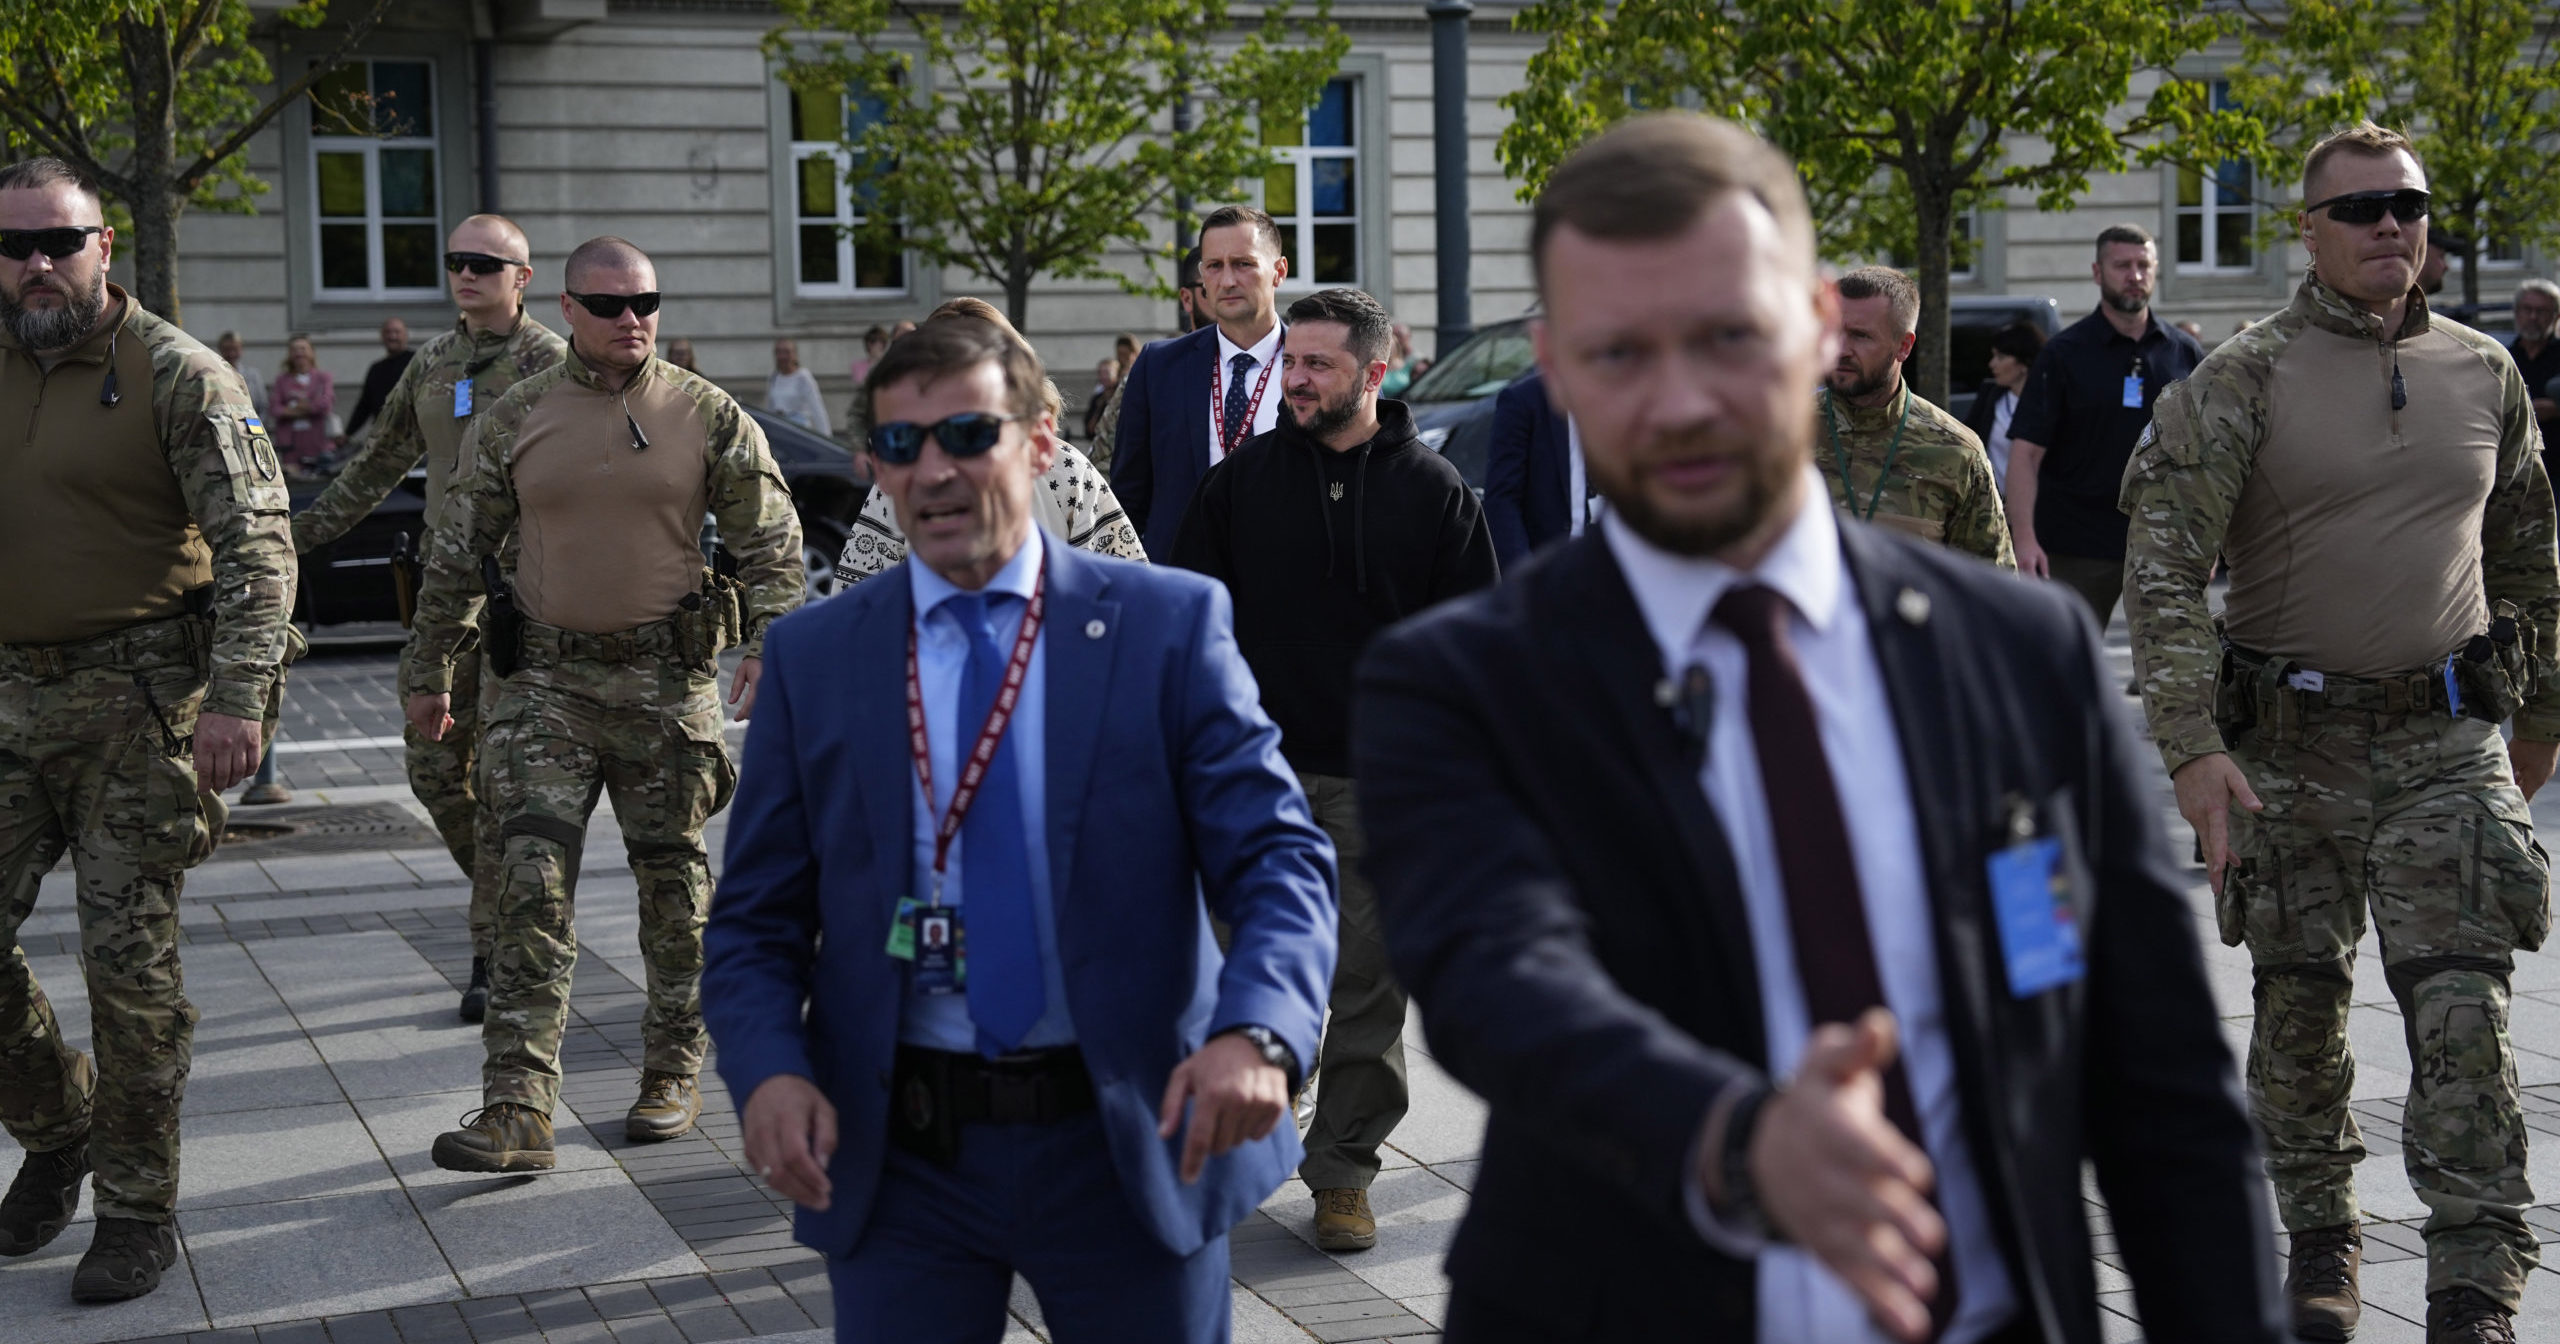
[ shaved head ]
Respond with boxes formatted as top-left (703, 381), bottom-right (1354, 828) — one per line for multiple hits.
top-left (564, 235), bottom-right (651, 291)
top-left (451, 213), bottom-right (527, 262)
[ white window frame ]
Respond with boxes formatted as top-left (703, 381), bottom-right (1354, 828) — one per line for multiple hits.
top-left (2176, 80), bottom-right (2256, 276)
top-left (310, 58), bottom-right (443, 303)
top-left (789, 89), bottom-right (905, 301)
top-left (1272, 77), bottom-right (1361, 291)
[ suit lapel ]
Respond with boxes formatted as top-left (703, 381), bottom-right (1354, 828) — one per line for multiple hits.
top-left (850, 566), bottom-right (919, 910)
top-left (1178, 328), bottom-right (1215, 478)
top-left (1040, 546), bottom-right (1119, 907)
top-left (1551, 537), bottom-right (1766, 1044)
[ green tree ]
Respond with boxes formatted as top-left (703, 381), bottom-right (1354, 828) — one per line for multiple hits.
top-left (2196, 0), bottom-right (2560, 309)
top-left (768, 0), bottom-right (1348, 330)
top-left (1499, 0), bottom-right (2235, 405)
top-left (0, 1), bottom-right (396, 322)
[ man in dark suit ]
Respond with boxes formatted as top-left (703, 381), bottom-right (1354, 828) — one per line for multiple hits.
top-left (1113, 206), bottom-right (1289, 558)
top-left (1481, 369), bottom-right (1580, 567)
top-left (1352, 113), bottom-right (2284, 1344)
top-left (705, 315), bottom-right (1338, 1342)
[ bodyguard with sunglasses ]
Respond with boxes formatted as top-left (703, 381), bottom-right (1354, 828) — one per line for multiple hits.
top-left (2124, 120), bottom-right (2559, 1344)
top-left (0, 157), bottom-right (296, 1302)
top-left (402, 236), bottom-right (803, 1170)
top-left (293, 213), bottom-right (567, 1023)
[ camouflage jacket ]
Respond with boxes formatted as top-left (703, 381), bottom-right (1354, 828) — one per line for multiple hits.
top-left (292, 312), bottom-right (566, 551)
top-left (2122, 270), bottom-right (2560, 772)
top-left (835, 439), bottom-right (1146, 588)
top-left (1817, 384), bottom-right (2014, 568)
top-left (402, 344), bottom-right (804, 693)
top-left (0, 289), bottom-right (294, 720)
top-left (1086, 379), bottom-right (1126, 477)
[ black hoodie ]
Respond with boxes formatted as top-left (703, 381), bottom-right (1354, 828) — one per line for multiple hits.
top-left (1171, 398), bottom-right (1499, 775)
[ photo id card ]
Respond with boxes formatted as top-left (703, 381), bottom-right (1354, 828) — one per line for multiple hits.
top-left (454, 377), bottom-right (474, 418)
top-left (912, 908), bottom-right (963, 995)
top-left (2120, 372), bottom-right (2144, 409)
top-left (1988, 836), bottom-right (2084, 997)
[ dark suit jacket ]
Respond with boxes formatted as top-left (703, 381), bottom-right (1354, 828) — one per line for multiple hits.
top-left (1352, 520), bottom-right (2283, 1343)
top-left (1480, 371), bottom-right (1572, 568)
top-left (1113, 325), bottom-right (1225, 559)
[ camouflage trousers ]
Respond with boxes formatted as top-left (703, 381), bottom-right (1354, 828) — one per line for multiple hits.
top-left (2225, 710), bottom-right (2551, 1309)
top-left (404, 645), bottom-right (504, 958)
top-left (0, 626), bottom-right (216, 1224)
top-left (477, 647), bottom-right (734, 1114)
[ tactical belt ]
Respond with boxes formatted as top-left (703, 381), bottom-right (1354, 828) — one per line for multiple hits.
top-left (0, 610), bottom-right (210, 681)
top-left (889, 1044), bottom-right (1096, 1168)
top-left (2228, 642), bottom-right (2454, 719)
top-left (516, 614), bottom-right (685, 669)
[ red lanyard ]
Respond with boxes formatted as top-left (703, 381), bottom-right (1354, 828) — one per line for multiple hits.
top-left (905, 569), bottom-right (1046, 901)
top-left (1211, 337), bottom-right (1278, 460)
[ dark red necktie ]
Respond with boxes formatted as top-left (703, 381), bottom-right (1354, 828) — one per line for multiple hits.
top-left (1713, 583), bottom-right (1953, 1337)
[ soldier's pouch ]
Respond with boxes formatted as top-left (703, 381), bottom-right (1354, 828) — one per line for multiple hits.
top-left (675, 710), bottom-right (737, 823)
top-left (134, 745), bottom-right (215, 873)
top-left (2459, 801), bottom-right (2551, 953)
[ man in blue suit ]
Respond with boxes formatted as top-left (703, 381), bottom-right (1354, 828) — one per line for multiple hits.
top-left (1112, 206), bottom-right (1290, 559)
top-left (705, 315), bottom-right (1339, 1343)
top-left (1481, 369), bottom-right (1583, 568)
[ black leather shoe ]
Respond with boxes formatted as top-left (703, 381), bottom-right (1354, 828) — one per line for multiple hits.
top-left (0, 1136), bottom-right (88, 1256)
top-left (458, 956), bottom-right (490, 1023)
top-left (71, 1217), bottom-right (176, 1302)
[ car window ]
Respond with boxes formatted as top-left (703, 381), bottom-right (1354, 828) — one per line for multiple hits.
top-left (1405, 324), bottom-right (1535, 403)
top-left (1946, 305), bottom-right (2038, 392)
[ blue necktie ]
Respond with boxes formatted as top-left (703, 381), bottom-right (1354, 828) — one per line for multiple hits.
top-left (948, 593), bottom-right (1044, 1053)
top-left (1222, 350), bottom-right (1257, 451)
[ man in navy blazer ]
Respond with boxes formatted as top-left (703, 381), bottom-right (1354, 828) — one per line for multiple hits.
top-left (705, 315), bottom-right (1338, 1343)
top-left (1481, 369), bottom-right (1579, 567)
top-left (1113, 206), bottom-right (1291, 559)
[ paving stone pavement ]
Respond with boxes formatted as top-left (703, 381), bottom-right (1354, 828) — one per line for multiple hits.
top-left (9, 632), bottom-right (2560, 1343)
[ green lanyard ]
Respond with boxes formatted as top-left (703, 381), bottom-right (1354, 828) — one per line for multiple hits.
top-left (1822, 387), bottom-right (1910, 523)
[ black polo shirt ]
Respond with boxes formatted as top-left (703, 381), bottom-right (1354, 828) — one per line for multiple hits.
top-left (2009, 308), bottom-right (2206, 561)
top-left (2506, 334), bottom-right (2560, 469)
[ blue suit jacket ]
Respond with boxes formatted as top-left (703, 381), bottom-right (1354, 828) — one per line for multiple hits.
top-left (1481, 370), bottom-right (1573, 569)
top-left (1112, 326), bottom-right (1221, 559)
top-left (704, 542), bottom-right (1339, 1258)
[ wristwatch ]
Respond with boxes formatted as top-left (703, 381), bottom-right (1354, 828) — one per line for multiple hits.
top-left (1218, 1024), bottom-right (1301, 1092)
top-left (1714, 1084), bottom-right (1777, 1241)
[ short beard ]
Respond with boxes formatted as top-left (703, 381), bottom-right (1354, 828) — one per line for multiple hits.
top-left (2101, 286), bottom-right (2148, 316)
top-left (1593, 426), bottom-right (1794, 558)
top-left (1289, 389), bottom-right (1362, 442)
top-left (1827, 362), bottom-right (1895, 402)
top-left (2, 269), bottom-right (105, 352)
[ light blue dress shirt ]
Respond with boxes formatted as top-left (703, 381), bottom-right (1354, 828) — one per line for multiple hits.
top-left (901, 527), bottom-right (1078, 1051)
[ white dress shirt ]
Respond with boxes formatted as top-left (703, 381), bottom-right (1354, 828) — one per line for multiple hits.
top-left (1605, 472), bottom-right (2016, 1344)
top-left (1565, 415), bottom-right (1597, 536)
top-left (1212, 322), bottom-right (1285, 461)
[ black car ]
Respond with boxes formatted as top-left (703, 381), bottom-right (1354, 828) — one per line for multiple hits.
top-left (292, 403), bottom-right (870, 628)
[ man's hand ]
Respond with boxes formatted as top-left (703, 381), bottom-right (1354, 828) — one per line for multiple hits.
top-left (1157, 1032), bottom-right (1288, 1184)
top-left (741, 1075), bottom-right (838, 1210)
top-left (193, 713), bottom-right (263, 794)
top-left (2173, 751), bottom-right (2263, 894)
top-left (728, 656), bottom-right (763, 721)
top-left (2511, 738), bottom-right (2559, 801)
top-left (2013, 534), bottom-right (2050, 579)
top-left (1752, 1009), bottom-right (1945, 1343)
top-left (406, 692), bottom-right (453, 743)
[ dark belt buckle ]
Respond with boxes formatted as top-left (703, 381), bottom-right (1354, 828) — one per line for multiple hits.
top-left (985, 1068), bottom-right (1049, 1124)
top-left (29, 646), bottom-right (65, 679)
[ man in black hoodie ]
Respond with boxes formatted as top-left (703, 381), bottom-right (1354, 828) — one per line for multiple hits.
top-left (1173, 287), bottom-right (1499, 1253)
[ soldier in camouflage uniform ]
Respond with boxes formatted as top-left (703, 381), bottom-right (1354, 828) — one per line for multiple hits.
top-left (402, 237), bottom-right (802, 1170)
top-left (1817, 267), bottom-right (2013, 567)
top-left (2122, 123), bottom-right (2556, 1344)
top-left (0, 158), bottom-right (295, 1302)
top-left (292, 214), bottom-right (566, 1023)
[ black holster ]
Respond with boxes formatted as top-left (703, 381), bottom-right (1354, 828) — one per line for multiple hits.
top-left (480, 555), bottom-right (523, 678)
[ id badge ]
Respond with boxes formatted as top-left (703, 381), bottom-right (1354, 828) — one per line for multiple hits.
top-left (453, 376), bottom-right (474, 418)
top-left (912, 908), bottom-right (964, 995)
top-left (2120, 372), bottom-right (2144, 409)
top-left (1988, 836), bottom-right (2085, 997)
top-left (885, 896), bottom-right (922, 960)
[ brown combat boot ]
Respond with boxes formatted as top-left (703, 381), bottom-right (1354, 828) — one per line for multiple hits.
top-left (0, 1136), bottom-right (89, 1255)
top-left (2426, 1287), bottom-right (2517, 1343)
top-left (2285, 1223), bottom-right (2362, 1341)
top-left (626, 1071), bottom-right (701, 1142)
top-left (430, 1103), bottom-right (555, 1173)
top-left (1312, 1187), bottom-right (1377, 1253)
top-left (71, 1217), bottom-right (176, 1303)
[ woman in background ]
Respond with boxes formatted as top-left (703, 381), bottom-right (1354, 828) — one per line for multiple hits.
top-left (270, 334), bottom-right (336, 472)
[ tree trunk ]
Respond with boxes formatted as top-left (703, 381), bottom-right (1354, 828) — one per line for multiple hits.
top-left (119, 12), bottom-right (183, 320)
top-left (2460, 231), bottom-right (2482, 310)
top-left (130, 190), bottom-right (185, 323)
top-left (1005, 247), bottom-right (1033, 332)
top-left (1908, 175), bottom-right (1954, 409)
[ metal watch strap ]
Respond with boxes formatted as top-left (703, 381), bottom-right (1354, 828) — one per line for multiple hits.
top-left (1219, 1024), bottom-right (1300, 1090)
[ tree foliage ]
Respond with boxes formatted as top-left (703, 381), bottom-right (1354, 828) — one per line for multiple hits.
top-left (0, 0), bottom-right (396, 322)
top-left (1499, 0), bottom-right (2232, 405)
top-left (768, 0), bottom-right (1348, 330)
top-left (2190, 0), bottom-right (2560, 308)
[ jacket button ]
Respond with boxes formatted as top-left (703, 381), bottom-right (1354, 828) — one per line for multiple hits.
top-left (1085, 619), bottom-right (1106, 639)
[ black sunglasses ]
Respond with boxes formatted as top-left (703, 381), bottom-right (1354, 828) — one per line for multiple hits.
top-left (867, 412), bottom-right (1018, 465)
top-left (0, 226), bottom-right (105, 262)
top-left (565, 289), bottom-right (662, 319)
top-left (445, 251), bottom-right (524, 276)
top-left (2304, 188), bottom-right (2431, 226)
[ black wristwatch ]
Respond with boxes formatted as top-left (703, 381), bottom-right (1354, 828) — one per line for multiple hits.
top-left (1219, 1024), bottom-right (1301, 1092)
top-left (1715, 1084), bottom-right (1777, 1241)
